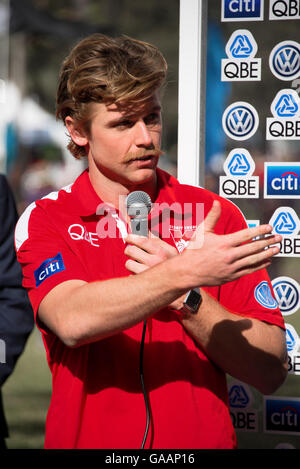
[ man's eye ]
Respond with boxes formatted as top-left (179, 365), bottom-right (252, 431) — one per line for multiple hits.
top-left (116, 120), bottom-right (134, 128)
top-left (145, 113), bottom-right (160, 125)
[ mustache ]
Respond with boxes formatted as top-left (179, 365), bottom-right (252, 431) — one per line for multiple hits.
top-left (123, 147), bottom-right (164, 163)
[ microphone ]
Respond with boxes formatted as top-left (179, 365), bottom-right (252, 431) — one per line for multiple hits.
top-left (126, 191), bottom-right (152, 237)
top-left (126, 190), bottom-right (152, 448)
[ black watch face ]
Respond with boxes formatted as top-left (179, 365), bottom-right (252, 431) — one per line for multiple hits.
top-left (187, 290), bottom-right (201, 308)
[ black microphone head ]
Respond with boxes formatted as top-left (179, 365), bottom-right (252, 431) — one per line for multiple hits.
top-left (126, 191), bottom-right (152, 216)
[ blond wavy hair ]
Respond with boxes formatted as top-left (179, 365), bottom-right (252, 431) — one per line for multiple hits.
top-left (56, 34), bottom-right (168, 159)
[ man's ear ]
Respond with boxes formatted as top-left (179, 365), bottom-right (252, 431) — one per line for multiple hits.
top-left (65, 116), bottom-right (88, 147)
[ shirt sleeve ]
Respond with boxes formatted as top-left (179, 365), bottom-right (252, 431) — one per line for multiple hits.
top-left (15, 201), bottom-right (89, 332)
top-left (212, 198), bottom-right (285, 330)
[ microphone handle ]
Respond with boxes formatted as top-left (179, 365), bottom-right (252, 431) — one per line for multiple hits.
top-left (130, 217), bottom-right (148, 237)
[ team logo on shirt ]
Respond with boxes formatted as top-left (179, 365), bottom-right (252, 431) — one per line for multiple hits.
top-left (169, 225), bottom-right (198, 253)
top-left (254, 281), bottom-right (278, 309)
top-left (34, 252), bottom-right (65, 287)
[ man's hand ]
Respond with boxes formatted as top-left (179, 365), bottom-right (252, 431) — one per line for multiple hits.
top-left (184, 200), bottom-right (281, 286)
top-left (125, 200), bottom-right (282, 288)
top-left (124, 233), bottom-right (178, 274)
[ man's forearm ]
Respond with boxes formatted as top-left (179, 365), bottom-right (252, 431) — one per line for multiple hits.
top-left (39, 255), bottom-right (190, 348)
top-left (179, 289), bottom-right (288, 394)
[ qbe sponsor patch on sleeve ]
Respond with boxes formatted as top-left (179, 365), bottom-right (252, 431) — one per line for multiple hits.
top-left (34, 253), bottom-right (65, 287)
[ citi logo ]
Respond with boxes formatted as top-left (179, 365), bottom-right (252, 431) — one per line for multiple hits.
top-left (269, 41), bottom-right (300, 80)
top-left (264, 163), bottom-right (300, 198)
top-left (222, 0), bottom-right (264, 21)
top-left (264, 397), bottom-right (300, 433)
top-left (34, 253), bottom-right (65, 287)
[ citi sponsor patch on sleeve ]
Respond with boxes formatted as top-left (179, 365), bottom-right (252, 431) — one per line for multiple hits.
top-left (34, 253), bottom-right (65, 287)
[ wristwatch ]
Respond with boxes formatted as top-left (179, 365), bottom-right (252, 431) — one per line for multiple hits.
top-left (180, 288), bottom-right (202, 315)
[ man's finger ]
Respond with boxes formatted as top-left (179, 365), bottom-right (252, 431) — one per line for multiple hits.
top-left (124, 244), bottom-right (150, 264)
top-left (204, 200), bottom-right (222, 233)
top-left (227, 224), bottom-right (275, 247)
top-left (231, 260), bottom-right (272, 281)
top-left (234, 244), bottom-right (280, 271)
top-left (232, 234), bottom-right (282, 260)
top-left (126, 233), bottom-right (177, 257)
top-left (188, 200), bottom-right (221, 249)
top-left (125, 259), bottom-right (148, 274)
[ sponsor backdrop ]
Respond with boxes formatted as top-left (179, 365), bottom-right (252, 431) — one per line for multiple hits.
top-left (207, 0), bottom-right (300, 448)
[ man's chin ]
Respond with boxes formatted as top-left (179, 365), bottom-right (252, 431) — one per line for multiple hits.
top-left (128, 167), bottom-right (157, 184)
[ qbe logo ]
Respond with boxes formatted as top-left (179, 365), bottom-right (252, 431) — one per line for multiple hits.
top-left (219, 148), bottom-right (259, 198)
top-left (266, 89), bottom-right (300, 140)
top-left (222, 0), bottom-right (264, 21)
top-left (264, 397), bottom-right (300, 434)
top-left (222, 102), bottom-right (259, 140)
top-left (286, 324), bottom-right (300, 375)
top-left (272, 276), bottom-right (300, 316)
top-left (221, 30), bottom-right (261, 81)
top-left (269, 0), bottom-right (300, 20)
top-left (285, 324), bottom-right (300, 355)
top-left (269, 207), bottom-right (300, 257)
top-left (228, 382), bottom-right (258, 432)
top-left (269, 41), bottom-right (300, 81)
top-left (264, 162), bottom-right (300, 198)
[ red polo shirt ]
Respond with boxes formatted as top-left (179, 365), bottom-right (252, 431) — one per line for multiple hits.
top-left (15, 168), bottom-right (284, 449)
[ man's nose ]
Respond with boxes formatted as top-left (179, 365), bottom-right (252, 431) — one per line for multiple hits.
top-left (134, 120), bottom-right (153, 147)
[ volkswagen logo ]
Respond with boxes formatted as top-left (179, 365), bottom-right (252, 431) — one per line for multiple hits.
top-left (272, 276), bottom-right (300, 316)
top-left (222, 102), bottom-right (259, 141)
top-left (254, 281), bottom-right (278, 310)
top-left (269, 41), bottom-right (300, 81)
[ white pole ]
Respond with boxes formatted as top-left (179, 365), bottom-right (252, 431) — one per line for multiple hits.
top-left (177, 0), bottom-right (207, 187)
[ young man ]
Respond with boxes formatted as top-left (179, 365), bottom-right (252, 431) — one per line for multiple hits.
top-left (15, 34), bottom-right (287, 449)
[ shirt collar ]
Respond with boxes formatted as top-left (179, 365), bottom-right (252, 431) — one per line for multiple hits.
top-left (72, 167), bottom-right (180, 217)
